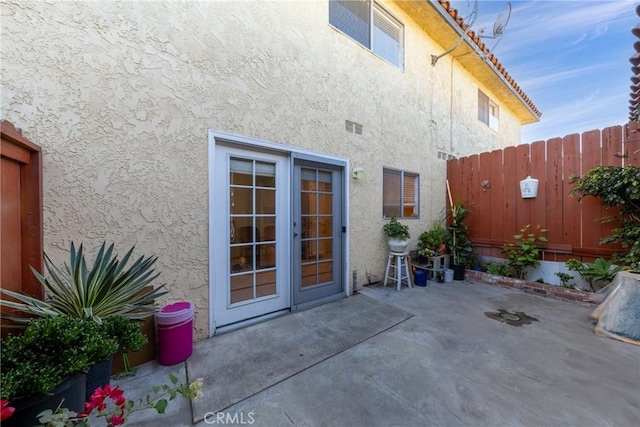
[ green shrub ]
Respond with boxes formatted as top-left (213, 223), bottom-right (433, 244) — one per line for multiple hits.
top-left (555, 272), bottom-right (574, 288)
top-left (570, 165), bottom-right (640, 269)
top-left (502, 225), bottom-right (548, 280)
top-left (484, 262), bottom-right (510, 276)
top-left (0, 316), bottom-right (117, 400)
top-left (566, 258), bottom-right (625, 292)
top-left (103, 315), bottom-right (147, 353)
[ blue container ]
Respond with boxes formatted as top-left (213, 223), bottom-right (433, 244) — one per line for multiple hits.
top-left (413, 269), bottom-right (427, 287)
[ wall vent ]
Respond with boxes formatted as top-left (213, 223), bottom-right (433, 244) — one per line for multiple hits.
top-left (438, 151), bottom-right (456, 160)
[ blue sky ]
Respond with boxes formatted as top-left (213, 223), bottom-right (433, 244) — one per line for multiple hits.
top-left (450, 0), bottom-right (637, 143)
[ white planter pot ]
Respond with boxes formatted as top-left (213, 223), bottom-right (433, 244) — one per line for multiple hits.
top-left (520, 176), bottom-right (539, 198)
top-left (387, 238), bottom-right (409, 253)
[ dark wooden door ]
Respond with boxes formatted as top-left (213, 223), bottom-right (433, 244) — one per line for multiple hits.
top-left (1, 121), bottom-right (43, 332)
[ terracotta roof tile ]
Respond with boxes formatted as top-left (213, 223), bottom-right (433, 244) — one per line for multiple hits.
top-left (437, 0), bottom-right (541, 118)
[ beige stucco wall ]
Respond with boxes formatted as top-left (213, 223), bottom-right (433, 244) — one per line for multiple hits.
top-left (1, 0), bottom-right (525, 339)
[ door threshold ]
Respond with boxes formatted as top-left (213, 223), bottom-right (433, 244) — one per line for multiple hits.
top-left (214, 309), bottom-right (290, 335)
top-left (293, 292), bottom-right (345, 312)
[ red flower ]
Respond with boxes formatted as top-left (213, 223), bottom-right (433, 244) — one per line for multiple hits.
top-left (107, 412), bottom-right (125, 426)
top-left (78, 384), bottom-right (128, 420)
top-left (0, 400), bottom-right (15, 421)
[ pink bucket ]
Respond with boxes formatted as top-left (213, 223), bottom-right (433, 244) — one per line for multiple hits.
top-left (156, 302), bottom-right (194, 366)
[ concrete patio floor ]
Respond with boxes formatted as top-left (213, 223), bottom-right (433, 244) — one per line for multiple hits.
top-left (114, 280), bottom-right (640, 426)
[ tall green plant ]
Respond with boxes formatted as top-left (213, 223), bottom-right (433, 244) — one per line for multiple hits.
top-left (502, 224), bottom-right (548, 280)
top-left (566, 258), bottom-right (625, 292)
top-left (1, 242), bottom-right (167, 325)
top-left (570, 165), bottom-right (640, 269)
top-left (447, 203), bottom-right (473, 265)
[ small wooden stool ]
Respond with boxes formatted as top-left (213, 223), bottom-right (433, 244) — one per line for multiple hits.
top-left (383, 252), bottom-right (412, 291)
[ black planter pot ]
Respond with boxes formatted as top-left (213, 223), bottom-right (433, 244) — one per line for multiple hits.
top-left (4, 373), bottom-right (86, 427)
top-left (86, 355), bottom-right (114, 401)
top-left (452, 263), bottom-right (466, 280)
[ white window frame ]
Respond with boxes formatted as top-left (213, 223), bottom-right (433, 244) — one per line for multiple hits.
top-left (329, 0), bottom-right (405, 69)
top-left (382, 168), bottom-right (419, 219)
top-left (478, 89), bottom-right (500, 132)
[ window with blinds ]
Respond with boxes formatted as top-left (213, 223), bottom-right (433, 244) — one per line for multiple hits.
top-left (478, 89), bottom-right (499, 131)
top-left (383, 168), bottom-right (419, 218)
top-left (329, 0), bottom-right (404, 69)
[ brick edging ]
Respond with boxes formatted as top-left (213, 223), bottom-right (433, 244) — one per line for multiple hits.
top-left (465, 270), bottom-right (597, 304)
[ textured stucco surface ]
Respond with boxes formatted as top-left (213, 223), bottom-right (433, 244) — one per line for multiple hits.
top-left (2, 0), bottom-right (525, 338)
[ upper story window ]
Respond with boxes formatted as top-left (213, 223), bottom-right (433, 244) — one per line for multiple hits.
top-left (383, 168), bottom-right (419, 218)
top-left (478, 89), bottom-right (499, 132)
top-left (329, 0), bottom-right (404, 69)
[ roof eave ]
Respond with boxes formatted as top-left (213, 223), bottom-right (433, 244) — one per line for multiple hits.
top-left (394, 0), bottom-right (541, 124)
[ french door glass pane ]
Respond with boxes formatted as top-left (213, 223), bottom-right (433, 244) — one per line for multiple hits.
top-left (299, 167), bottom-right (333, 288)
top-left (301, 263), bottom-right (318, 287)
top-left (230, 274), bottom-right (252, 303)
top-left (256, 189), bottom-right (275, 214)
top-left (302, 217), bottom-right (317, 239)
top-left (318, 217), bottom-right (332, 237)
top-left (229, 156), bottom-right (277, 305)
top-left (301, 193), bottom-right (316, 214)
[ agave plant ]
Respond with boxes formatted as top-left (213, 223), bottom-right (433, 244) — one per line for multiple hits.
top-left (1, 241), bottom-right (167, 325)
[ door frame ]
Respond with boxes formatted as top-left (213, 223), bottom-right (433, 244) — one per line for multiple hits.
top-left (208, 130), bottom-right (350, 337)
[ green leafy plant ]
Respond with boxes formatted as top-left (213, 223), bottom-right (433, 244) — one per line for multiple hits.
top-left (570, 165), bottom-right (640, 269)
top-left (102, 315), bottom-right (148, 376)
top-left (566, 258), bottom-right (625, 292)
top-left (502, 224), bottom-right (548, 280)
top-left (417, 247), bottom-right (436, 258)
top-left (0, 241), bottom-right (168, 325)
top-left (1, 316), bottom-right (117, 401)
top-left (484, 262), bottom-right (510, 276)
top-left (465, 250), bottom-right (482, 269)
top-left (447, 203), bottom-right (473, 265)
top-left (555, 272), bottom-right (575, 289)
top-left (383, 217), bottom-right (410, 240)
top-left (418, 222), bottom-right (450, 254)
top-left (102, 316), bottom-right (147, 354)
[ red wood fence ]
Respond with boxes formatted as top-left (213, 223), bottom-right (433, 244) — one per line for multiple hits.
top-left (446, 124), bottom-right (640, 263)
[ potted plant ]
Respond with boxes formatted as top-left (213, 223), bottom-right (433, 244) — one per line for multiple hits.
top-left (1, 315), bottom-right (117, 427)
top-left (383, 217), bottom-right (410, 252)
top-left (465, 250), bottom-right (483, 271)
top-left (417, 247), bottom-right (437, 264)
top-left (447, 203), bottom-right (473, 280)
top-left (0, 242), bottom-right (166, 395)
top-left (418, 222), bottom-right (450, 255)
top-left (102, 315), bottom-right (148, 376)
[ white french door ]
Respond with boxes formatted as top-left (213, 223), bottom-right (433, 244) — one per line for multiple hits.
top-left (212, 144), bottom-right (290, 328)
